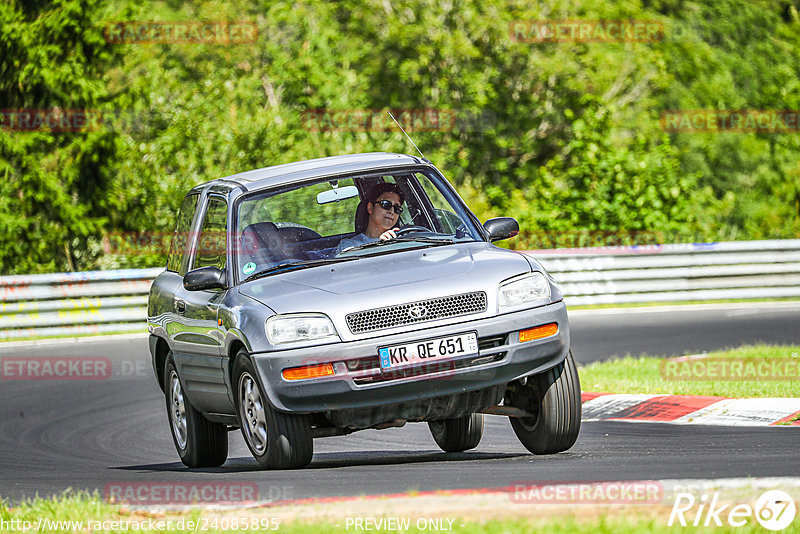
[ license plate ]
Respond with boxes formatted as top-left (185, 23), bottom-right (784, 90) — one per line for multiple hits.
top-left (378, 332), bottom-right (478, 371)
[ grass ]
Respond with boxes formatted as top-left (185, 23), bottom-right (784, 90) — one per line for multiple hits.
top-left (578, 344), bottom-right (800, 398)
top-left (0, 492), bottom-right (786, 533)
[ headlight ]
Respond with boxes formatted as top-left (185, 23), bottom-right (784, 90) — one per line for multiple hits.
top-left (499, 272), bottom-right (551, 307)
top-left (266, 313), bottom-right (340, 345)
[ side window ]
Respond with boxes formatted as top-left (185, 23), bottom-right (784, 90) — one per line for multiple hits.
top-left (166, 194), bottom-right (199, 273)
top-left (238, 178), bottom-right (361, 237)
top-left (193, 197), bottom-right (228, 270)
top-left (415, 173), bottom-right (464, 233)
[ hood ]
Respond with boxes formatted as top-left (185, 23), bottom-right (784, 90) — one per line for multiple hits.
top-left (238, 242), bottom-right (531, 316)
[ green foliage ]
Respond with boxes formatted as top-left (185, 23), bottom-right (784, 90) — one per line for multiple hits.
top-left (0, 0), bottom-right (119, 273)
top-left (1, 0), bottom-right (799, 273)
top-left (508, 97), bottom-right (723, 248)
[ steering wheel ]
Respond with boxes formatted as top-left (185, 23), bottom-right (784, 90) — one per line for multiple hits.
top-left (395, 225), bottom-right (430, 237)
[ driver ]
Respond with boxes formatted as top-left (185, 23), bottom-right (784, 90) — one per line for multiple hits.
top-left (337, 182), bottom-right (405, 253)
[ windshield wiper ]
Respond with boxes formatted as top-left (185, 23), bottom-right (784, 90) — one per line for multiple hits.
top-left (243, 257), bottom-right (357, 282)
top-left (342, 236), bottom-right (455, 253)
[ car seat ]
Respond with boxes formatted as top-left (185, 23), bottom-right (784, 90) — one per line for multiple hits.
top-left (240, 222), bottom-right (290, 264)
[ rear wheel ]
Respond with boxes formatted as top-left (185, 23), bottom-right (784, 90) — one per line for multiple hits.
top-left (164, 353), bottom-right (228, 467)
top-left (233, 352), bottom-right (313, 469)
top-left (428, 413), bottom-right (484, 452)
top-left (507, 350), bottom-right (581, 454)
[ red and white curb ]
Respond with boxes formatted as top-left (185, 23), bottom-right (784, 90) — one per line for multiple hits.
top-left (581, 393), bottom-right (800, 426)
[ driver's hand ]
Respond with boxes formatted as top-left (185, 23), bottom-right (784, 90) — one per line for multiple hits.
top-left (379, 228), bottom-right (399, 240)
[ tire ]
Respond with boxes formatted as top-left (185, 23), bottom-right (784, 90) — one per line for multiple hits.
top-left (428, 413), bottom-right (484, 452)
top-left (507, 350), bottom-right (582, 454)
top-left (233, 352), bottom-right (313, 469)
top-left (164, 352), bottom-right (228, 468)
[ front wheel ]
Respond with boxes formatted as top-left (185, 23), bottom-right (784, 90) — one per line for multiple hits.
top-left (164, 353), bottom-right (228, 467)
top-left (233, 352), bottom-right (313, 469)
top-left (507, 350), bottom-right (581, 454)
top-left (428, 413), bottom-right (484, 452)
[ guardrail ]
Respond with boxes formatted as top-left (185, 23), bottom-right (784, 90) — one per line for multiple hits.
top-left (0, 268), bottom-right (162, 341)
top-left (534, 239), bottom-right (800, 305)
top-left (0, 240), bottom-right (798, 341)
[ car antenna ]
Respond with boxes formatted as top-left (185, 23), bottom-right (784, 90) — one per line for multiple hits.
top-left (387, 111), bottom-right (425, 159)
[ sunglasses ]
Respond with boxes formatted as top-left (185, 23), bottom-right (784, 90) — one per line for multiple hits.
top-left (372, 199), bottom-right (404, 214)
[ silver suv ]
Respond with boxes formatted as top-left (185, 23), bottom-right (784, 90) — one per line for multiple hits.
top-left (148, 152), bottom-right (581, 469)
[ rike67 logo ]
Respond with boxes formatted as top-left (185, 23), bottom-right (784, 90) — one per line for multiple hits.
top-left (669, 490), bottom-right (796, 531)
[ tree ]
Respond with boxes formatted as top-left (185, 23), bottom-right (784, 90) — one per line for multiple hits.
top-left (0, 0), bottom-right (120, 273)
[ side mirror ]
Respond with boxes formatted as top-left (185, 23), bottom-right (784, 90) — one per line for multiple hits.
top-left (183, 266), bottom-right (226, 291)
top-left (483, 217), bottom-right (519, 242)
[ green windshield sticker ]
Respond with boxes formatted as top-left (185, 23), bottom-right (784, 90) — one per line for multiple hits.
top-left (242, 262), bottom-right (256, 275)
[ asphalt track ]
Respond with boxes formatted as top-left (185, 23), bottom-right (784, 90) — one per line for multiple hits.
top-left (1, 303), bottom-right (799, 503)
top-left (569, 301), bottom-right (800, 363)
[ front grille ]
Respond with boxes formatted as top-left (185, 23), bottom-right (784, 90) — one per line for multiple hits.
top-left (346, 292), bottom-right (488, 334)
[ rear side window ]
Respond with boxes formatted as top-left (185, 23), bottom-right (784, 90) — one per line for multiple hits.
top-left (193, 197), bottom-right (228, 271)
top-left (166, 194), bottom-right (199, 273)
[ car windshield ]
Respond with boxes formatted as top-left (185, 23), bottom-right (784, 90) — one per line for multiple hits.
top-left (235, 170), bottom-right (482, 280)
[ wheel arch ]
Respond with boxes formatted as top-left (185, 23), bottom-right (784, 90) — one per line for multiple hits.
top-left (227, 340), bottom-right (287, 415)
top-left (151, 335), bottom-right (171, 392)
top-left (227, 338), bottom-right (247, 388)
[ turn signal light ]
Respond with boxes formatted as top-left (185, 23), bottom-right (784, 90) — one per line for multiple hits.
top-left (282, 363), bottom-right (335, 381)
top-left (519, 323), bottom-right (558, 343)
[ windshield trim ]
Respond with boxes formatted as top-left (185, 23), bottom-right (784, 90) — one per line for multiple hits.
top-left (231, 166), bottom-right (483, 285)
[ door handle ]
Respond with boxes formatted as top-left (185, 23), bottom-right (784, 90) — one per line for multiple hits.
top-left (174, 299), bottom-right (186, 314)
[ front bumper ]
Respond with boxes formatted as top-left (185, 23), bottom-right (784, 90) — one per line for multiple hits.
top-left (252, 301), bottom-right (570, 413)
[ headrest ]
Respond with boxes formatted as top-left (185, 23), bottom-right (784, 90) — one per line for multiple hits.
top-left (354, 200), bottom-right (369, 234)
top-left (240, 222), bottom-right (285, 260)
